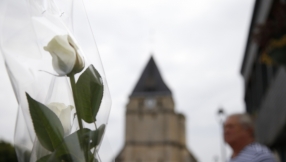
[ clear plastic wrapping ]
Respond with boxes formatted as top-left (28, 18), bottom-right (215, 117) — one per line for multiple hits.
top-left (0, 0), bottom-right (111, 161)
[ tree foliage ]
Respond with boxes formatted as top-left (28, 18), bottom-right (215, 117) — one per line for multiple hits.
top-left (0, 140), bottom-right (17, 162)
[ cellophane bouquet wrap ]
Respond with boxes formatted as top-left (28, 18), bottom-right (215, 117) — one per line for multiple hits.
top-left (0, 0), bottom-right (111, 161)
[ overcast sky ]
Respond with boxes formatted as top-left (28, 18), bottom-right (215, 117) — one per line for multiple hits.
top-left (0, 0), bottom-right (255, 162)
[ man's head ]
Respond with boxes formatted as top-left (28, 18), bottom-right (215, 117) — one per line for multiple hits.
top-left (224, 113), bottom-right (254, 147)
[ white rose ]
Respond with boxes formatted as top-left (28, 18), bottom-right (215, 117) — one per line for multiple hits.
top-left (33, 103), bottom-right (74, 159)
top-left (47, 102), bottom-right (74, 135)
top-left (44, 35), bottom-right (85, 76)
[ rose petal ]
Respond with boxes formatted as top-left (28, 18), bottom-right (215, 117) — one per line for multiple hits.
top-left (44, 35), bottom-right (77, 75)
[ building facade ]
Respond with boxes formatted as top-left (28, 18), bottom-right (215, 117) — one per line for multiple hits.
top-left (115, 56), bottom-right (197, 162)
top-left (241, 0), bottom-right (286, 161)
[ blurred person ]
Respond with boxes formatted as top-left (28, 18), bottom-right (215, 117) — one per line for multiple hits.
top-left (224, 113), bottom-right (276, 162)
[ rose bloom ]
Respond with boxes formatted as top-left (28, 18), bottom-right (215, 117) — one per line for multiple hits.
top-left (47, 102), bottom-right (74, 135)
top-left (44, 35), bottom-right (85, 76)
top-left (33, 103), bottom-right (74, 159)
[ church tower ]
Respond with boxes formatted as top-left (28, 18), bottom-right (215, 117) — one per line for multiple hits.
top-left (116, 56), bottom-right (197, 162)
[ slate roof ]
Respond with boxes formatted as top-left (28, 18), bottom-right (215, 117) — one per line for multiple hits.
top-left (130, 56), bottom-right (172, 97)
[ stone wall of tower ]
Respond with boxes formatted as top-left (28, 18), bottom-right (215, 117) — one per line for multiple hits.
top-left (178, 113), bottom-right (186, 146)
top-left (126, 96), bottom-right (174, 112)
top-left (126, 111), bottom-right (184, 143)
top-left (117, 145), bottom-right (184, 162)
top-left (116, 95), bottom-right (196, 162)
top-left (125, 96), bottom-right (178, 143)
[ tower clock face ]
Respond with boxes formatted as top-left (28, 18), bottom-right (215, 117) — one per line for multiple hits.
top-left (144, 98), bottom-right (156, 108)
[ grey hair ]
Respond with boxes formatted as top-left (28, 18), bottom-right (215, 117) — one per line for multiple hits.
top-left (230, 113), bottom-right (254, 130)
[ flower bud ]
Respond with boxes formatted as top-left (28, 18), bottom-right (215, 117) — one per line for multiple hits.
top-left (44, 35), bottom-right (85, 76)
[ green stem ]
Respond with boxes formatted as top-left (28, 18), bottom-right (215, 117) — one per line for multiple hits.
top-left (70, 75), bottom-right (89, 161)
top-left (69, 75), bottom-right (83, 130)
top-left (92, 122), bottom-right (98, 158)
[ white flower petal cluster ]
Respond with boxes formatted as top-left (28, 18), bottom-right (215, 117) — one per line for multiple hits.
top-left (47, 102), bottom-right (74, 135)
top-left (44, 35), bottom-right (85, 76)
top-left (34, 102), bottom-right (74, 159)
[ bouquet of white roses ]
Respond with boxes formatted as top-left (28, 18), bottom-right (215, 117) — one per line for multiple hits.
top-left (0, 0), bottom-right (111, 162)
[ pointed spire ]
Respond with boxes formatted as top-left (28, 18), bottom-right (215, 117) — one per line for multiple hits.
top-left (131, 56), bottom-right (172, 97)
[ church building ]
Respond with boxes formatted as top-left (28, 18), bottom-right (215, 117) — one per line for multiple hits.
top-left (115, 56), bottom-right (197, 162)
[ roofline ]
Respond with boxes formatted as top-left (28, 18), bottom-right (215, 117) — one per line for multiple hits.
top-left (130, 55), bottom-right (172, 96)
top-left (240, 0), bottom-right (260, 75)
top-left (129, 92), bottom-right (172, 98)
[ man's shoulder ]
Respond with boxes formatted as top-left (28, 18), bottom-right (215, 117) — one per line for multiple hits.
top-left (246, 143), bottom-right (271, 154)
top-left (231, 143), bottom-right (276, 162)
top-left (247, 143), bottom-right (276, 161)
